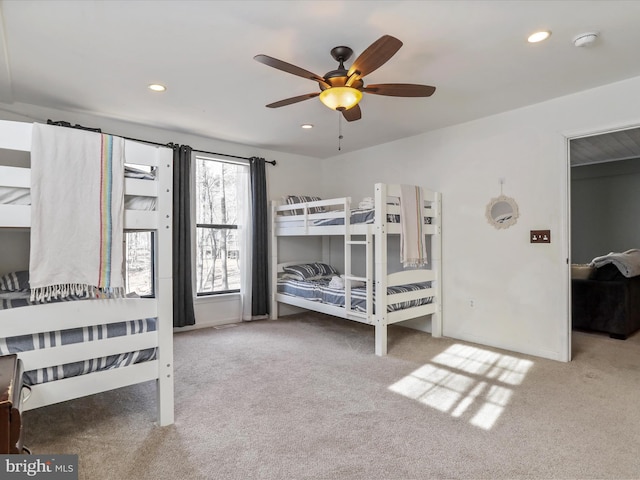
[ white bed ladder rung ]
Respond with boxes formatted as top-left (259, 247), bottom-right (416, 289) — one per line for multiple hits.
top-left (346, 240), bottom-right (367, 245)
top-left (344, 275), bottom-right (366, 282)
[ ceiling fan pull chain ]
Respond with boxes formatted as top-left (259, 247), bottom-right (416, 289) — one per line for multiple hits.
top-left (338, 112), bottom-right (343, 151)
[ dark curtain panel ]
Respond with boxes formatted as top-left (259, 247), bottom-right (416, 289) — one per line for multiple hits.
top-left (250, 157), bottom-right (269, 317)
top-left (172, 145), bottom-right (196, 327)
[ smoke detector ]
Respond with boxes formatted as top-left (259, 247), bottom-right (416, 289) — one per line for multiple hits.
top-left (573, 32), bottom-right (598, 47)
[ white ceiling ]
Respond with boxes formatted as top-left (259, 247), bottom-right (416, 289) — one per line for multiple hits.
top-left (1, 0), bottom-right (640, 159)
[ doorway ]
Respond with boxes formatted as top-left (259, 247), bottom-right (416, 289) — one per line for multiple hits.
top-left (568, 126), bottom-right (640, 357)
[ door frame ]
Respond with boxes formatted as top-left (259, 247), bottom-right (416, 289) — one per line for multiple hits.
top-left (563, 121), bottom-right (640, 361)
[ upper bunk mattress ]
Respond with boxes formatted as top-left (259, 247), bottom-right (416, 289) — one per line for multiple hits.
top-left (0, 165), bottom-right (157, 210)
top-left (310, 208), bottom-right (433, 226)
top-left (0, 188), bottom-right (157, 211)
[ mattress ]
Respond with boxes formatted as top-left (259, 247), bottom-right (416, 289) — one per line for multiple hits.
top-left (312, 208), bottom-right (397, 226)
top-left (276, 208), bottom-right (432, 227)
top-left (277, 277), bottom-right (433, 313)
top-left (0, 291), bottom-right (157, 386)
top-left (0, 186), bottom-right (157, 211)
top-left (0, 165), bottom-right (157, 210)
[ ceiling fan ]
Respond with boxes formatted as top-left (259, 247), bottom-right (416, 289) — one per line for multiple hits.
top-left (254, 35), bottom-right (436, 122)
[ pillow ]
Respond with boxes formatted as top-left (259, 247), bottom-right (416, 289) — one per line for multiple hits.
top-left (285, 195), bottom-right (326, 215)
top-left (0, 270), bottom-right (30, 292)
top-left (281, 262), bottom-right (339, 280)
top-left (282, 263), bottom-right (320, 280)
top-left (314, 262), bottom-right (339, 277)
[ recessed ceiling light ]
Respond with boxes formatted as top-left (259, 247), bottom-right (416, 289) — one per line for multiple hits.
top-left (301, 124), bottom-right (313, 129)
top-left (148, 84), bottom-right (166, 92)
top-left (527, 30), bottom-right (551, 43)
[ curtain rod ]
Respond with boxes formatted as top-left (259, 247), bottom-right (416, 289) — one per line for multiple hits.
top-left (46, 119), bottom-right (277, 166)
top-left (192, 148), bottom-right (276, 165)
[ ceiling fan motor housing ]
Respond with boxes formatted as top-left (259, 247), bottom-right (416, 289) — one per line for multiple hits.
top-left (322, 45), bottom-right (363, 91)
top-left (322, 73), bottom-right (363, 90)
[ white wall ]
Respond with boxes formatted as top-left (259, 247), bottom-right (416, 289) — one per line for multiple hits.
top-left (571, 158), bottom-right (640, 264)
top-left (0, 102), bottom-right (323, 327)
top-left (5, 72), bottom-right (640, 357)
top-left (321, 75), bottom-right (640, 361)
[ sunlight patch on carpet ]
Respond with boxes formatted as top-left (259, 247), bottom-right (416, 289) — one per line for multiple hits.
top-left (388, 344), bottom-right (533, 430)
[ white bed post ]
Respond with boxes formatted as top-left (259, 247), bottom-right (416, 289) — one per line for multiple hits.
top-left (155, 147), bottom-right (175, 426)
top-left (270, 201), bottom-right (279, 320)
top-left (431, 191), bottom-right (443, 337)
top-left (374, 183), bottom-right (388, 356)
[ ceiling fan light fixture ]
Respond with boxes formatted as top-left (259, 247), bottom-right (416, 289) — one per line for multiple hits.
top-left (319, 87), bottom-right (362, 111)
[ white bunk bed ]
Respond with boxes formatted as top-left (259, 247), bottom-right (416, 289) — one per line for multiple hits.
top-left (0, 120), bottom-right (174, 426)
top-left (271, 183), bottom-right (442, 356)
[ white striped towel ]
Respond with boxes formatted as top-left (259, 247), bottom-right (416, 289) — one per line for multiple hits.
top-left (29, 123), bottom-right (125, 301)
top-left (399, 184), bottom-right (428, 268)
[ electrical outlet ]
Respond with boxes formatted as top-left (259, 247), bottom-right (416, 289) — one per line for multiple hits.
top-left (530, 230), bottom-right (551, 243)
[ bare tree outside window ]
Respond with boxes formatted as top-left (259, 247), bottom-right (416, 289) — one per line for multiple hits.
top-left (125, 231), bottom-right (153, 296)
top-left (195, 157), bottom-right (244, 294)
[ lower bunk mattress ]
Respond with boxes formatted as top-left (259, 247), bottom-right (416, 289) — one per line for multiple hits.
top-left (0, 290), bottom-right (157, 387)
top-left (277, 277), bottom-right (433, 313)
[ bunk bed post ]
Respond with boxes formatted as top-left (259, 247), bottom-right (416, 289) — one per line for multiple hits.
top-left (375, 323), bottom-right (388, 357)
top-left (155, 147), bottom-right (175, 426)
top-left (270, 201), bottom-right (279, 320)
top-left (374, 183), bottom-right (388, 356)
top-left (431, 191), bottom-right (443, 337)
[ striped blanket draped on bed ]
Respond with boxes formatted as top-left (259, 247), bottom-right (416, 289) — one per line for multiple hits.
top-left (29, 123), bottom-right (125, 301)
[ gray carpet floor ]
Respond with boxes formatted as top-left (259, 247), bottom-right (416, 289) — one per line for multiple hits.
top-left (23, 313), bottom-right (640, 479)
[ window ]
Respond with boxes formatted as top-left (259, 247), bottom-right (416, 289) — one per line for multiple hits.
top-left (124, 162), bottom-right (156, 297)
top-left (125, 231), bottom-right (153, 296)
top-left (195, 156), bottom-right (246, 295)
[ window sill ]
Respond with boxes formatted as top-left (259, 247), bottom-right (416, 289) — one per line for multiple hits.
top-left (194, 292), bottom-right (241, 305)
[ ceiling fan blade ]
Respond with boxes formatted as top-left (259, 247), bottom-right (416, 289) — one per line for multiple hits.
top-left (342, 104), bottom-right (362, 122)
top-left (362, 83), bottom-right (436, 97)
top-left (266, 92), bottom-right (320, 108)
top-left (347, 35), bottom-right (403, 78)
top-left (254, 54), bottom-right (330, 88)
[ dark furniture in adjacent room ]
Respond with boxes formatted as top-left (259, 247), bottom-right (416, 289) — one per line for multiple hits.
top-left (0, 354), bottom-right (26, 454)
top-left (572, 264), bottom-right (640, 339)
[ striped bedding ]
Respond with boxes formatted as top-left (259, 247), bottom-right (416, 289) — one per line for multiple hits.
top-left (0, 291), bottom-right (156, 386)
top-left (277, 277), bottom-right (433, 313)
top-left (312, 208), bottom-right (432, 226)
top-left (0, 166), bottom-right (157, 210)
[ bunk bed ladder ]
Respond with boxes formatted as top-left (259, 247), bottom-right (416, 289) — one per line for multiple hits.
top-left (343, 199), bottom-right (373, 322)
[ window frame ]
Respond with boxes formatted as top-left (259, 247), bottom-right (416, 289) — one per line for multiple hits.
top-left (192, 154), bottom-right (247, 297)
top-left (124, 230), bottom-right (155, 298)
